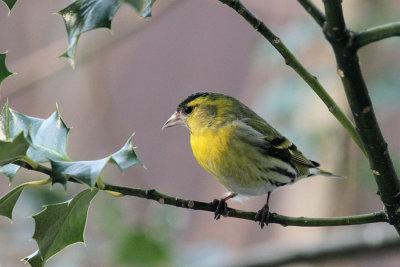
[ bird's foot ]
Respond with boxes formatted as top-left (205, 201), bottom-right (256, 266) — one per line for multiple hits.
top-left (255, 205), bottom-right (270, 229)
top-left (212, 198), bottom-right (228, 220)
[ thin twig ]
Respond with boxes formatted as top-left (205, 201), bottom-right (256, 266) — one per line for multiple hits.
top-left (103, 183), bottom-right (388, 227)
top-left (225, 231), bottom-right (400, 267)
top-left (297, 0), bottom-right (326, 27)
top-left (322, 0), bottom-right (400, 234)
top-left (354, 22), bottom-right (400, 50)
top-left (13, 161), bottom-right (389, 227)
top-left (216, 0), bottom-right (365, 155)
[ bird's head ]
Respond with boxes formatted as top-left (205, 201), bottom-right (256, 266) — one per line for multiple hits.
top-left (162, 92), bottom-right (245, 134)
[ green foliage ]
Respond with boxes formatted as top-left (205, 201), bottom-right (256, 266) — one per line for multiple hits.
top-left (0, 52), bottom-right (14, 88)
top-left (58, 0), bottom-right (156, 67)
top-left (26, 107), bottom-right (70, 163)
top-left (27, 189), bottom-right (98, 266)
top-left (0, 183), bottom-right (26, 220)
top-left (23, 250), bottom-right (43, 267)
top-left (0, 101), bottom-right (143, 266)
top-left (0, 102), bottom-right (70, 181)
top-left (50, 134), bottom-right (143, 187)
top-left (0, 132), bottom-right (30, 166)
top-left (0, 163), bottom-right (20, 180)
top-left (127, 0), bottom-right (157, 17)
top-left (1, 0), bottom-right (18, 11)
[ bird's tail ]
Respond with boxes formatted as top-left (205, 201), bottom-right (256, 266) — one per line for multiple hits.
top-left (310, 168), bottom-right (343, 178)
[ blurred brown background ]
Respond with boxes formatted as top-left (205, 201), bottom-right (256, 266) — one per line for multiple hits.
top-left (0, 0), bottom-right (399, 266)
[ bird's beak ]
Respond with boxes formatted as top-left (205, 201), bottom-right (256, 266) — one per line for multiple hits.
top-left (162, 111), bottom-right (185, 130)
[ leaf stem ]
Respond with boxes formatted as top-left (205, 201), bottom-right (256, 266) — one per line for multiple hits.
top-left (20, 156), bottom-right (38, 169)
top-left (96, 177), bottom-right (124, 197)
top-left (23, 177), bottom-right (52, 186)
top-left (354, 22), bottom-right (400, 50)
top-left (217, 0), bottom-right (366, 155)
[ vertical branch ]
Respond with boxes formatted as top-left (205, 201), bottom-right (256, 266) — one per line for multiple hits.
top-left (217, 0), bottom-right (365, 154)
top-left (322, 0), bottom-right (400, 234)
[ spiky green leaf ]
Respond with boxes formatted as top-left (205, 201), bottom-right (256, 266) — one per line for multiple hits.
top-left (126, 0), bottom-right (156, 17)
top-left (57, 0), bottom-right (156, 67)
top-left (0, 102), bottom-right (70, 180)
top-left (23, 250), bottom-right (44, 267)
top-left (51, 134), bottom-right (143, 187)
top-left (0, 52), bottom-right (14, 88)
top-left (0, 183), bottom-right (26, 220)
top-left (26, 108), bottom-right (70, 162)
top-left (0, 164), bottom-right (19, 180)
top-left (0, 131), bottom-right (30, 166)
top-left (109, 133), bottom-right (143, 170)
top-left (32, 189), bottom-right (98, 263)
top-left (57, 0), bottom-right (123, 67)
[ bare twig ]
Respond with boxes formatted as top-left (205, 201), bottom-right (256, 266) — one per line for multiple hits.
top-left (297, 0), bottom-right (326, 27)
top-left (14, 161), bottom-right (389, 227)
top-left (322, 0), bottom-right (400, 234)
top-left (296, 3), bottom-right (400, 50)
top-left (216, 0), bottom-right (365, 154)
top-left (354, 22), bottom-right (400, 50)
top-left (103, 183), bottom-right (388, 227)
top-left (224, 229), bottom-right (400, 267)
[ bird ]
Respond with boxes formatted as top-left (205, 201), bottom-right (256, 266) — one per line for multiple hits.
top-left (162, 92), bottom-right (340, 228)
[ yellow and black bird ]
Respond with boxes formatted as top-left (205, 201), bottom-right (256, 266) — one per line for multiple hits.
top-left (163, 92), bottom-right (339, 228)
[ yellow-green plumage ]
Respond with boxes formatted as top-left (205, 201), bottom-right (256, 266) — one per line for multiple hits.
top-left (164, 92), bottom-right (338, 198)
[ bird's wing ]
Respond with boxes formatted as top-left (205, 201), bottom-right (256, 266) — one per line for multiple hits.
top-left (240, 118), bottom-right (319, 168)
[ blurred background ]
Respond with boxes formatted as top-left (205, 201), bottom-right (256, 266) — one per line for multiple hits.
top-left (0, 0), bottom-right (399, 266)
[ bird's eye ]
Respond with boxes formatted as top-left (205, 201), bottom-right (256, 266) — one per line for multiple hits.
top-left (183, 106), bottom-right (194, 114)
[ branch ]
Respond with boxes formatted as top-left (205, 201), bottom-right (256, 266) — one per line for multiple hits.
top-left (297, 4), bottom-right (400, 51)
top-left (216, 0), bottom-right (365, 155)
top-left (354, 22), bottom-right (400, 50)
top-left (226, 232), bottom-right (400, 267)
top-left (322, 0), bottom-right (400, 234)
top-left (15, 162), bottom-right (388, 227)
top-left (297, 0), bottom-right (326, 27)
top-left (103, 183), bottom-right (387, 227)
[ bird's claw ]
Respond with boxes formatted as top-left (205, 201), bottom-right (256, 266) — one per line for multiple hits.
top-left (255, 206), bottom-right (270, 229)
top-left (212, 198), bottom-right (227, 220)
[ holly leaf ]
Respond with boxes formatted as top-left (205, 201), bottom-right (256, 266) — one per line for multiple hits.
top-left (23, 250), bottom-right (43, 267)
top-left (31, 189), bottom-right (98, 264)
top-left (0, 102), bottom-right (70, 181)
top-left (0, 52), bottom-right (14, 88)
top-left (126, 0), bottom-right (156, 17)
top-left (0, 182), bottom-right (27, 220)
top-left (57, 0), bottom-right (156, 67)
top-left (26, 107), bottom-right (71, 163)
top-left (0, 164), bottom-right (19, 180)
top-left (0, 131), bottom-right (30, 166)
top-left (51, 134), bottom-right (143, 187)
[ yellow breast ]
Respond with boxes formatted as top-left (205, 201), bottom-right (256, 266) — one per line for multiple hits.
top-left (190, 125), bottom-right (233, 180)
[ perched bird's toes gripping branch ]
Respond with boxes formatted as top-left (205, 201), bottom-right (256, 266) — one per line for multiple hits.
top-left (256, 206), bottom-right (271, 229)
top-left (212, 199), bottom-right (228, 220)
